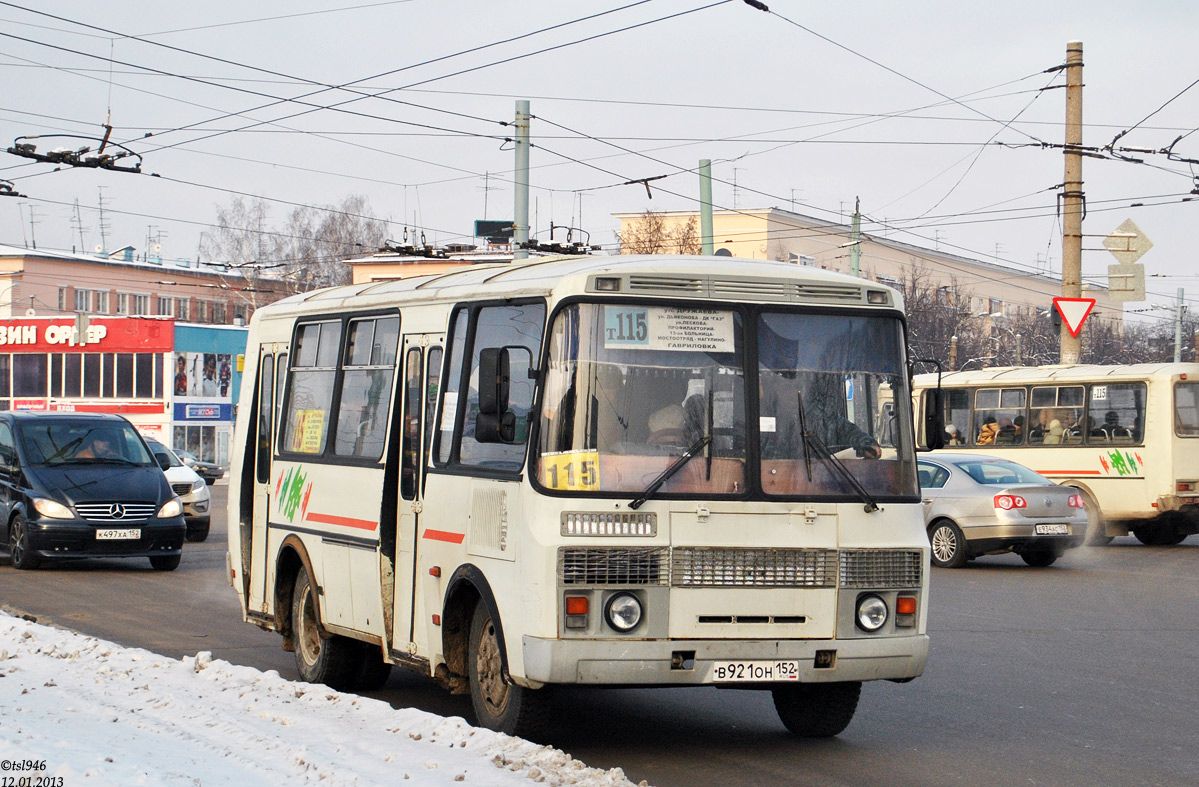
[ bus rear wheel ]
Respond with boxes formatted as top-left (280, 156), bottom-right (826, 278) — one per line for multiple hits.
top-left (1132, 526), bottom-right (1186, 546)
top-left (291, 567), bottom-right (360, 691)
top-left (467, 603), bottom-right (550, 737)
top-left (772, 681), bottom-right (862, 737)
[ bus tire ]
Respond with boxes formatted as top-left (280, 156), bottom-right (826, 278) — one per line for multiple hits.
top-left (467, 602), bottom-right (550, 737)
top-left (1074, 488), bottom-right (1111, 546)
top-left (291, 567), bottom-right (359, 691)
top-left (354, 644), bottom-right (393, 691)
top-left (1019, 549), bottom-right (1058, 567)
top-left (1132, 527), bottom-right (1186, 546)
top-left (928, 519), bottom-right (968, 568)
top-left (772, 681), bottom-right (861, 737)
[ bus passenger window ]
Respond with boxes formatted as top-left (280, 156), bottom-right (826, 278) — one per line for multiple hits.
top-left (281, 321), bottom-right (341, 455)
top-left (400, 348), bottom-right (422, 499)
top-left (334, 316), bottom-right (398, 459)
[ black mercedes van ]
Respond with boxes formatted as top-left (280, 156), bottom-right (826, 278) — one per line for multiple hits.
top-left (0, 412), bottom-right (185, 571)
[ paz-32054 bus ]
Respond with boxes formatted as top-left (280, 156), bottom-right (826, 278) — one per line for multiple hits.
top-left (227, 255), bottom-right (931, 738)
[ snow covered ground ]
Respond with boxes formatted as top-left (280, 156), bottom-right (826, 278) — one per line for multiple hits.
top-left (0, 611), bottom-right (641, 786)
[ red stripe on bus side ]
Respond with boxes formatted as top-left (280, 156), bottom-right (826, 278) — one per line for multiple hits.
top-left (423, 529), bottom-right (466, 544)
top-left (1036, 470), bottom-right (1103, 475)
top-left (306, 511), bottom-right (378, 531)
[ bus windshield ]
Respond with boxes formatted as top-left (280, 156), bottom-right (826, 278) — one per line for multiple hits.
top-left (536, 302), bottom-right (917, 499)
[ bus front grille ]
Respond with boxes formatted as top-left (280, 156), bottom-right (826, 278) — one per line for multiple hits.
top-left (672, 547), bottom-right (837, 588)
top-left (558, 547), bottom-right (669, 585)
top-left (839, 549), bottom-right (923, 588)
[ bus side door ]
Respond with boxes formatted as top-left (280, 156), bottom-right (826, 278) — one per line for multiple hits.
top-left (249, 344), bottom-right (287, 615)
top-left (391, 335), bottom-right (443, 654)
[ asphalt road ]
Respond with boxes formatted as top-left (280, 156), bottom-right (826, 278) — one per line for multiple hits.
top-left (2, 486), bottom-right (1197, 786)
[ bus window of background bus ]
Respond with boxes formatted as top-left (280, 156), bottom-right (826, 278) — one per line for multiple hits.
top-left (1176, 381), bottom-right (1199, 436)
top-left (453, 302), bottom-right (546, 472)
top-left (333, 315), bottom-right (398, 459)
top-left (943, 389), bottom-right (971, 445)
top-left (280, 321), bottom-right (342, 455)
top-left (1028, 385), bottom-right (1083, 445)
top-left (1087, 382), bottom-right (1145, 444)
top-left (973, 388), bottom-right (1026, 446)
top-left (536, 302), bottom-right (745, 495)
top-left (756, 311), bottom-right (916, 499)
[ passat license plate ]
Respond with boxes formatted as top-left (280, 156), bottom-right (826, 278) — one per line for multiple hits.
top-left (96, 528), bottom-right (141, 540)
top-left (712, 660), bottom-right (799, 682)
top-left (1035, 524), bottom-right (1069, 535)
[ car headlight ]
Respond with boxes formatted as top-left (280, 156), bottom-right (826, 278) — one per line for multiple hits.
top-left (33, 497), bottom-right (74, 519)
top-left (157, 497), bottom-right (183, 518)
top-left (604, 593), bottom-right (643, 632)
top-left (191, 479), bottom-right (207, 493)
top-left (856, 594), bottom-right (889, 632)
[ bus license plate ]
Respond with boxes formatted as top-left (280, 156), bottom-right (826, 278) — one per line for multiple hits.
top-left (1035, 524), bottom-right (1069, 535)
top-left (96, 528), bottom-right (141, 540)
top-left (712, 660), bottom-right (799, 682)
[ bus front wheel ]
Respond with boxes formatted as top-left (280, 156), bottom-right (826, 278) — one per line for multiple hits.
top-left (467, 603), bottom-right (550, 737)
top-left (772, 681), bottom-right (862, 737)
top-left (291, 567), bottom-right (360, 691)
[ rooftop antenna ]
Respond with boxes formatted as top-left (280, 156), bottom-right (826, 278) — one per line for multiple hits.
top-left (97, 186), bottom-right (110, 253)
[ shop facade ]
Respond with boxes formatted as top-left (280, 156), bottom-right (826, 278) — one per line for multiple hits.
top-left (0, 316), bottom-right (246, 468)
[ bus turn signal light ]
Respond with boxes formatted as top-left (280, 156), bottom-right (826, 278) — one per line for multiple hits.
top-left (565, 596), bottom-right (589, 630)
top-left (896, 597), bottom-right (917, 615)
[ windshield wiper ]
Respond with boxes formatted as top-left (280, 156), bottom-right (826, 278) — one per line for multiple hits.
top-left (797, 391), bottom-right (880, 514)
top-left (629, 435), bottom-right (712, 510)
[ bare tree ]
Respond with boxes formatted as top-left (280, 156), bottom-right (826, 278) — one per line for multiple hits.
top-left (618, 211), bottom-right (701, 255)
top-left (201, 194), bottom-right (389, 295)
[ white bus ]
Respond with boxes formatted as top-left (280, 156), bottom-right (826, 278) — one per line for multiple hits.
top-left (227, 254), bottom-right (932, 738)
top-left (913, 364), bottom-right (1199, 545)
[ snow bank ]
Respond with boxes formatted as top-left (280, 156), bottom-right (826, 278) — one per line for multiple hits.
top-left (0, 611), bottom-right (642, 786)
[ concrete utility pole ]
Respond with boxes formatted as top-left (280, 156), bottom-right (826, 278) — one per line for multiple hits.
top-left (513, 100), bottom-right (530, 261)
top-left (699, 159), bottom-right (714, 255)
top-left (850, 197), bottom-right (861, 277)
top-left (1174, 288), bottom-right (1185, 363)
top-left (1060, 41), bottom-right (1085, 364)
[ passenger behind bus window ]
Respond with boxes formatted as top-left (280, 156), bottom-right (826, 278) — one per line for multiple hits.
top-left (976, 415), bottom-right (998, 445)
top-left (943, 423), bottom-right (965, 445)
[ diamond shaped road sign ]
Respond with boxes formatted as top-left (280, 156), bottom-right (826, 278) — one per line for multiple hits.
top-left (1053, 297), bottom-right (1096, 338)
top-left (1103, 218), bottom-right (1153, 264)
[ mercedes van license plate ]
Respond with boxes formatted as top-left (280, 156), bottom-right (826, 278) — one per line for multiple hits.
top-left (96, 528), bottom-right (141, 540)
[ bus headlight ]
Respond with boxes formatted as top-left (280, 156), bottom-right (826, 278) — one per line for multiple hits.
top-left (856, 594), bottom-right (889, 632)
top-left (605, 593), bottom-right (643, 632)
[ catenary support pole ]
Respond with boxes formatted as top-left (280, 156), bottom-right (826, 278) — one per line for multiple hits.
top-left (513, 100), bottom-right (530, 261)
top-left (1060, 41), bottom-right (1084, 364)
top-left (699, 159), bottom-right (714, 255)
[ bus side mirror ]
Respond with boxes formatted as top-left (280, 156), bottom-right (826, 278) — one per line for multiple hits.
top-left (924, 389), bottom-right (946, 450)
top-left (476, 348), bottom-right (516, 443)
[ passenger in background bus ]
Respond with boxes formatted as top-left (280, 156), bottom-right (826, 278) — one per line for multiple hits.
top-left (944, 423), bottom-right (964, 445)
top-left (977, 416), bottom-right (999, 445)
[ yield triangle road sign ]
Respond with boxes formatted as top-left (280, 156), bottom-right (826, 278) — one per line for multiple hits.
top-left (1053, 297), bottom-right (1096, 338)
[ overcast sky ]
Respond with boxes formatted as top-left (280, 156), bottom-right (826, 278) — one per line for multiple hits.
top-left (2, 0), bottom-right (1197, 325)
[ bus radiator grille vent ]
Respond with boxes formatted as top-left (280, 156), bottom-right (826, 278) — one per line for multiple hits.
top-left (838, 549), bottom-right (923, 588)
top-left (672, 547), bottom-right (837, 588)
top-left (794, 283), bottom-right (863, 302)
top-left (709, 279), bottom-right (792, 301)
top-left (626, 275), bottom-right (705, 295)
top-left (558, 547), bottom-right (669, 585)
